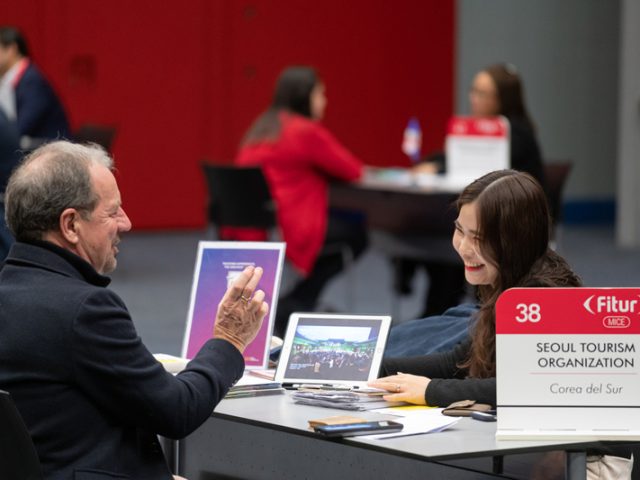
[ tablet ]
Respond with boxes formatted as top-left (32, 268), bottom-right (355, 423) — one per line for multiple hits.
top-left (274, 313), bottom-right (392, 388)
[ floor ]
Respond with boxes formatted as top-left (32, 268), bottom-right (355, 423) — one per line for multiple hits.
top-left (109, 224), bottom-right (640, 356)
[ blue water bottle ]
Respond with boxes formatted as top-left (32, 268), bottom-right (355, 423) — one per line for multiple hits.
top-left (401, 116), bottom-right (422, 163)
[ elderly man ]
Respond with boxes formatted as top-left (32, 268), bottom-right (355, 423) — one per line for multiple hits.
top-left (0, 141), bottom-right (268, 479)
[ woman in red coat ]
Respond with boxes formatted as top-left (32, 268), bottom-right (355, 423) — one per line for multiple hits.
top-left (236, 66), bottom-right (367, 337)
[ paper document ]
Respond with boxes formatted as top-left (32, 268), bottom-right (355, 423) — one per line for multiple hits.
top-left (362, 408), bottom-right (459, 439)
top-left (226, 373), bottom-right (284, 399)
top-left (154, 353), bottom-right (189, 374)
top-left (234, 374), bottom-right (279, 387)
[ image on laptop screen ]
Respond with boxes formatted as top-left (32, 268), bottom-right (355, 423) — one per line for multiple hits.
top-left (275, 314), bottom-right (391, 386)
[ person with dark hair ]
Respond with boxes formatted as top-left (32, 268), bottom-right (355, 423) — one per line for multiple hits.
top-left (467, 63), bottom-right (545, 186)
top-left (0, 141), bottom-right (269, 479)
top-left (370, 170), bottom-right (579, 406)
top-left (374, 169), bottom-right (634, 480)
top-left (396, 63), bottom-right (546, 320)
top-left (0, 109), bottom-right (20, 259)
top-left (236, 66), bottom-right (368, 337)
top-left (0, 25), bottom-right (70, 144)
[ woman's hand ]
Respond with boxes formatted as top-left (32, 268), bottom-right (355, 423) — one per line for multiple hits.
top-left (368, 373), bottom-right (431, 405)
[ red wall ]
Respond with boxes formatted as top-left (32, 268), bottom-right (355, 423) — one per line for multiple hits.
top-left (3, 0), bottom-right (455, 229)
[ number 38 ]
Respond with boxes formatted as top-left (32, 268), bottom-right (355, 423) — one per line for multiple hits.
top-left (515, 303), bottom-right (541, 323)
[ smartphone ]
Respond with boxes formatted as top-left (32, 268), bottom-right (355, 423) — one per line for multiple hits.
top-left (314, 420), bottom-right (403, 437)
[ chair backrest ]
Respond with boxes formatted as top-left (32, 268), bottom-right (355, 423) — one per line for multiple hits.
top-left (200, 163), bottom-right (276, 230)
top-left (0, 390), bottom-right (42, 479)
top-left (73, 124), bottom-right (117, 152)
top-left (544, 161), bottom-right (573, 227)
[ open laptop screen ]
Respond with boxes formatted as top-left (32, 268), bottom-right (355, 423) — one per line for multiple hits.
top-left (275, 313), bottom-right (391, 388)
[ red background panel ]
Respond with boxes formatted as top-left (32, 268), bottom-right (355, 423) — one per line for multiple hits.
top-left (2, 0), bottom-right (455, 229)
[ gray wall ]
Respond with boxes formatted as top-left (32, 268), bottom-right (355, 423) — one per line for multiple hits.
top-left (456, 0), bottom-right (620, 200)
top-left (616, 0), bottom-right (640, 247)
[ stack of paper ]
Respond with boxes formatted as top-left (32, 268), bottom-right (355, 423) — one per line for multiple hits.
top-left (292, 388), bottom-right (402, 411)
top-left (226, 374), bottom-right (284, 399)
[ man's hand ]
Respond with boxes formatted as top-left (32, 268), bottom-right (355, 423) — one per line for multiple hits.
top-left (213, 266), bottom-right (269, 353)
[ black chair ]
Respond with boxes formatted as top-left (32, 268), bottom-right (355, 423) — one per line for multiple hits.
top-left (544, 161), bottom-right (573, 246)
top-left (200, 163), bottom-right (277, 238)
top-left (73, 124), bottom-right (117, 152)
top-left (0, 390), bottom-right (42, 479)
top-left (200, 163), bottom-right (356, 309)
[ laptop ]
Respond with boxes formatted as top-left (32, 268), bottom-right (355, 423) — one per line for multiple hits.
top-left (274, 313), bottom-right (392, 389)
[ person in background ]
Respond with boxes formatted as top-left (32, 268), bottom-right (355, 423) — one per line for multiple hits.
top-left (396, 63), bottom-right (546, 320)
top-left (0, 109), bottom-right (20, 259)
top-left (0, 26), bottom-right (70, 146)
top-left (466, 63), bottom-right (545, 185)
top-left (236, 66), bottom-right (367, 338)
top-left (0, 141), bottom-right (268, 479)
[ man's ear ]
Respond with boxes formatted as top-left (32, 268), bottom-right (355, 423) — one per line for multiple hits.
top-left (59, 208), bottom-right (81, 244)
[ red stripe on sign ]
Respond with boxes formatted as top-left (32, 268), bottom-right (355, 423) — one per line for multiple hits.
top-left (496, 288), bottom-right (640, 334)
top-left (447, 116), bottom-right (509, 137)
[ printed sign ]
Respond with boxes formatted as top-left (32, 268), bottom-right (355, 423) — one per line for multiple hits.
top-left (445, 116), bottom-right (509, 183)
top-left (496, 288), bottom-right (640, 440)
top-left (182, 241), bottom-right (285, 369)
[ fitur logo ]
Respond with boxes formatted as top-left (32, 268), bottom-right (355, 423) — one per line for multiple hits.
top-left (583, 295), bottom-right (638, 329)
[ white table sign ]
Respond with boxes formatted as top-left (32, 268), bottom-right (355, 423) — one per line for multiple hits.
top-left (496, 287), bottom-right (640, 440)
top-left (445, 116), bottom-right (509, 184)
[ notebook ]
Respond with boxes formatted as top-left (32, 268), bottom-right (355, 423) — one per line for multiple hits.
top-left (181, 241), bottom-right (285, 369)
top-left (274, 313), bottom-right (392, 389)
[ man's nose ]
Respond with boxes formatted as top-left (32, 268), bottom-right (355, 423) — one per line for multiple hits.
top-left (118, 208), bottom-right (132, 231)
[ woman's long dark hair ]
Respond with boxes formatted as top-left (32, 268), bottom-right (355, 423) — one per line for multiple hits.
top-left (457, 170), bottom-right (579, 378)
top-left (241, 66), bottom-right (320, 146)
top-left (483, 64), bottom-right (535, 132)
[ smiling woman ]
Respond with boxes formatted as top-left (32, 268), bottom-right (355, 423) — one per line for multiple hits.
top-left (452, 203), bottom-right (499, 286)
top-left (369, 170), bottom-right (581, 407)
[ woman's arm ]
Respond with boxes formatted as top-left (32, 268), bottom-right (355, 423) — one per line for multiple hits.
top-left (382, 340), bottom-right (471, 379)
top-left (426, 377), bottom-right (496, 407)
top-left (303, 121), bottom-right (363, 181)
top-left (370, 341), bottom-right (473, 405)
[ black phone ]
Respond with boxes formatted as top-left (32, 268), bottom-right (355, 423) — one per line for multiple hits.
top-left (313, 420), bottom-right (403, 437)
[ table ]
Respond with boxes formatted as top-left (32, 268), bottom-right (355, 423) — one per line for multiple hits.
top-left (330, 169), bottom-right (465, 315)
top-left (174, 392), bottom-right (612, 479)
top-left (330, 168), bottom-right (462, 236)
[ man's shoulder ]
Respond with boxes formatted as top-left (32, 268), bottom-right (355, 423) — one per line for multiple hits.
top-left (4, 242), bottom-right (111, 289)
top-left (15, 62), bottom-right (53, 93)
top-left (22, 62), bottom-right (46, 81)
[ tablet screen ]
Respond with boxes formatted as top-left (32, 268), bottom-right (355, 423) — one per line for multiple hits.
top-left (275, 313), bottom-right (391, 387)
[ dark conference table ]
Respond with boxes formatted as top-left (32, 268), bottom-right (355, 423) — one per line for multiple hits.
top-left (173, 391), bottom-right (611, 479)
top-left (330, 168), bottom-right (462, 235)
top-left (330, 168), bottom-right (466, 270)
